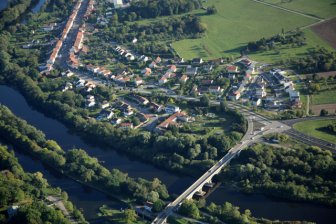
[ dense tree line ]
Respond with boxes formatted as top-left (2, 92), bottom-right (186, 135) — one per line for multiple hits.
top-left (118, 0), bottom-right (201, 21)
top-left (290, 48), bottom-right (336, 73)
top-left (220, 143), bottom-right (336, 206)
top-left (205, 202), bottom-right (255, 224)
top-left (0, 105), bottom-right (169, 203)
top-left (0, 0), bottom-right (38, 30)
top-left (0, 145), bottom-right (87, 224)
top-left (246, 30), bottom-right (306, 52)
top-left (95, 15), bottom-right (206, 55)
top-left (322, 122), bottom-right (336, 135)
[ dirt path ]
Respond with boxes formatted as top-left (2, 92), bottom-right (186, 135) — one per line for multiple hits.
top-left (250, 0), bottom-right (324, 22)
top-left (306, 95), bottom-right (310, 115)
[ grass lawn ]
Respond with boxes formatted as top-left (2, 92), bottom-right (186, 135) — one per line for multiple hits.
top-left (98, 205), bottom-right (147, 224)
top-left (311, 89), bottom-right (336, 105)
top-left (293, 119), bottom-right (336, 144)
top-left (263, 0), bottom-right (336, 19)
top-left (172, 0), bottom-right (318, 60)
top-left (248, 29), bottom-right (335, 63)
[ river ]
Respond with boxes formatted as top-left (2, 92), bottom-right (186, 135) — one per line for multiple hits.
top-left (1, 85), bottom-right (335, 223)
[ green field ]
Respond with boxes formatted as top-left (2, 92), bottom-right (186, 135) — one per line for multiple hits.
top-left (294, 119), bottom-right (336, 144)
top-left (248, 29), bottom-right (334, 63)
top-left (263, 0), bottom-right (336, 19)
top-left (311, 89), bottom-right (336, 105)
top-left (172, 0), bottom-right (335, 62)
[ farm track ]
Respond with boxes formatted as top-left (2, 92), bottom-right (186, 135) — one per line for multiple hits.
top-left (250, 0), bottom-right (324, 22)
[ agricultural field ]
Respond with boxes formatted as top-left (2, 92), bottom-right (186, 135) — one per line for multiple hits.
top-left (172, 0), bottom-right (336, 62)
top-left (293, 119), bottom-right (336, 144)
top-left (312, 18), bottom-right (336, 49)
top-left (311, 89), bottom-right (336, 105)
top-left (263, 0), bottom-right (336, 19)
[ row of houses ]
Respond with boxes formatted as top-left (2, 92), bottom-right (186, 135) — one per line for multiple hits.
top-left (45, 0), bottom-right (83, 70)
top-left (68, 0), bottom-right (96, 69)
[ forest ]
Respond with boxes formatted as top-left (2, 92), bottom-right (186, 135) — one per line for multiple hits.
top-left (290, 48), bottom-right (336, 73)
top-left (96, 14), bottom-right (207, 55)
top-left (246, 30), bottom-right (306, 52)
top-left (118, 0), bottom-right (201, 21)
top-left (0, 105), bottom-right (169, 205)
top-left (0, 145), bottom-right (87, 224)
top-left (220, 143), bottom-right (336, 206)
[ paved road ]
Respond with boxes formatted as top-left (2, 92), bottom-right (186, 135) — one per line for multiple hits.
top-left (55, 0), bottom-right (89, 69)
top-left (285, 129), bottom-right (336, 152)
top-left (282, 115), bottom-right (336, 126)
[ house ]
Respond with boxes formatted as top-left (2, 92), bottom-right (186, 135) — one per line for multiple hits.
top-left (191, 86), bottom-right (200, 96)
top-left (155, 56), bottom-right (162, 63)
top-left (155, 111), bottom-right (187, 131)
top-left (42, 23), bottom-right (57, 32)
top-left (228, 90), bottom-right (241, 101)
top-left (201, 79), bottom-right (213, 86)
top-left (119, 122), bottom-right (134, 130)
top-left (186, 65), bottom-right (198, 76)
top-left (125, 53), bottom-right (135, 61)
top-left (159, 77), bottom-right (168, 84)
top-left (62, 70), bottom-right (74, 77)
top-left (255, 87), bottom-right (267, 98)
top-left (167, 65), bottom-right (177, 73)
top-left (132, 38), bottom-right (138, 44)
top-left (209, 86), bottom-right (223, 94)
top-left (180, 75), bottom-right (189, 83)
top-left (141, 68), bottom-right (152, 76)
top-left (85, 83), bottom-right (96, 92)
top-left (238, 58), bottom-right (252, 67)
top-left (289, 90), bottom-right (300, 101)
top-left (228, 73), bottom-right (236, 80)
top-left (165, 105), bottom-right (180, 114)
top-left (139, 55), bottom-right (149, 62)
top-left (150, 102), bottom-right (164, 112)
top-left (149, 61), bottom-right (157, 68)
top-left (134, 77), bottom-right (143, 86)
top-left (252, 97), bottom-right (262, 106)
top-left (123, 108), bottom-right (134, 117)
top-left (101, 101), bottom-right (110, 109)
top-left (62, 82), bottom-right (73, 92)
top-left (87, 95), bottom-right (94, 101)
top-left (113, 0), bottom-right (124, 8)
top-left (203, 64), bottom-right (213, 72)
top-left (192, 58), bottom-right (203, 65)
top-left (76, 79), bottom-right (86, 88)
top-left (87, 101), bottom-right (96, 107)
top-left (133, 95), bottom-right (149, 105)
top-left (226, 65), bottom-right (239, 73)
top-left (111, 118), bottom-right (122, 125)
top-left (97, 109), bottom-right (114, 120)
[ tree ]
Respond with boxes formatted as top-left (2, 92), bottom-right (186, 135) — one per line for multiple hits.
top-left (152, 199), bottom-right (165, 212)
top-left (200, 94), bottom-right (210, 107)
top-left (206, 5), bottom-right (217, 15)
top-left (123, 209), bottom-right (137, 224)
top-left (320, 109), bottom-right (329, 116)
top-left (178, 200), bottom-right (200, 219)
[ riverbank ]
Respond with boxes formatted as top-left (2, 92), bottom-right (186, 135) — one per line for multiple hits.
top-left (1, 85), bottom-right (336, 223)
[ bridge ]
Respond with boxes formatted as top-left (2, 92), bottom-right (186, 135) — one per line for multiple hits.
top-left (152, 104), bottom-right (291, 224)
